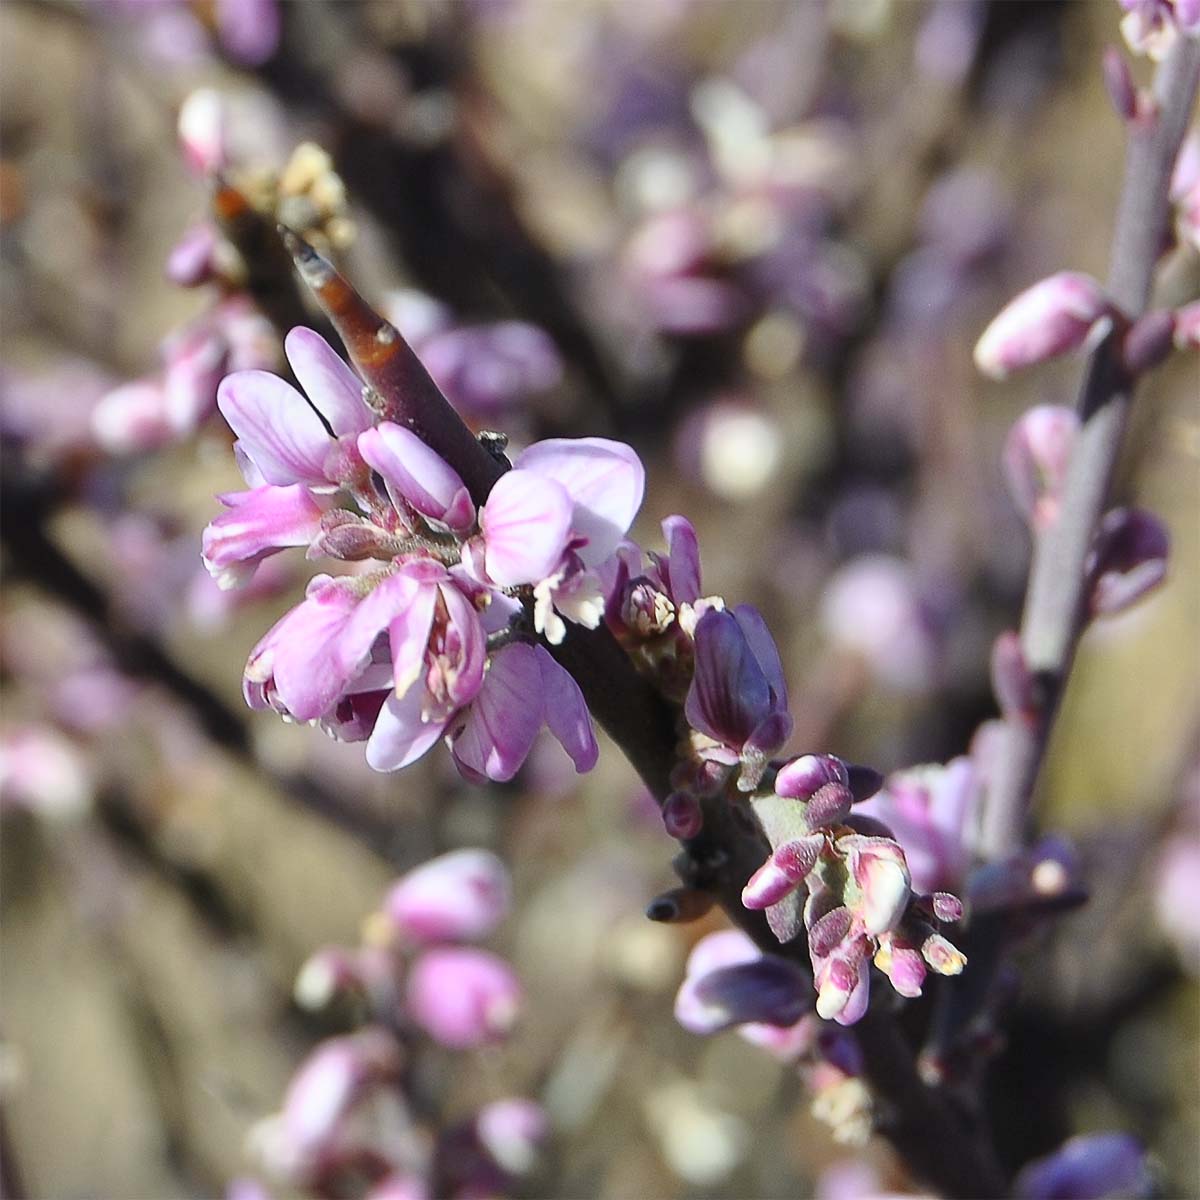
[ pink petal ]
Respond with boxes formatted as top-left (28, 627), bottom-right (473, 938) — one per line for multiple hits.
top-left (202, 484), bottom-right (324, 587)
top-left (269, 582), bottom-right (361, 720)
top-left (217, 370), bottom-right (332, 486)
top-left (480, 470), bottom-right (573, 586)
top-left (358, 423), bottom-right (475, 533)
top-left (515, 438), bottom-right (645, 567)
top-left (334, 570), bottom-right (426, 688)
top-left (366, 683), bottom-right (448, 772)
top-left (534, 646), bottom-right (597, 772)
top-left (449, 643), bottom-right (543, 781)
top-left (285, 327), bottom-right (374, 437)
top-left (435, 581), bottom-right (487, 708)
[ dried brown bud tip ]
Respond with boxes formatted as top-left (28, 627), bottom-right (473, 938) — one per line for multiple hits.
top-left (645, 886), bottom-right (715, 923)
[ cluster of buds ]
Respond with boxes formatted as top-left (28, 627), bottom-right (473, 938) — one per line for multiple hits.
top-left (1119, 0), bottom-right (1200, 61)
top-left (251, 850), bottom-right (544, 1198)
top-left (201, 311), bottom-right (647, 780)
top-left (738, 754), bottom-right (967, 1026)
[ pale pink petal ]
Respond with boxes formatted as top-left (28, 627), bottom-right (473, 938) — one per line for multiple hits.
top-left (534, 647), bottom-right (597, 772)
top-left (435, 582), bottom-right (487, 708)
top-left (202, 484), bottom-right (324, 587)
top-left (366, 683), bottom-right (449, 772)
top-left (284, 327), bottom-right (374, 437)
top-left (217, 370), bottom-right (332, 486)
top-left (358, 423), bottom-right (475, 533)
top-left (334, 570), bottom-right (426, 688)
top-left (269, 582), bottom-right (361, 720)
top-left (450, 643), bottom-right (543, 781)
top-left (515, 438), bottom-right (645, 567)
top-left (479, 470), bottom-right (572, 586)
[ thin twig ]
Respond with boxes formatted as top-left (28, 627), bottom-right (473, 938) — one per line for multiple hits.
top-left (981, 37), bottom-right (1200, 861)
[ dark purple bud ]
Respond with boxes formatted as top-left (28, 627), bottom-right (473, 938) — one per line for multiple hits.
top-left (1122, 309), bottom-right (1176, 374)
top-left (675, 957), bottom-right (812, 1035)
top-left (846, 764), bottom-right (884, 803)
top-left (815, 1026), bottom-right (864, 1077)
top-left (775, 753), bottom-right (849, 800)
top-left (662, 791), bottom-right (704, 840)
top-left (991, 630), bottom-right (1037, 721)
top-left (931, 892), bottom-right (965, 923)
top-left (1086, 507), bottom-right (1169, 616)
top-left (808, 905), bottom-right (854, 959)
top-left (773, 834), bottom-right (825, 881)
top-left (1015, 1133), bottom-right (1153, 1200)
top-left (804, 782), bottom-right (854, 831)
top-left (1102, 47), bottom-right (1137, 121)
top-left (645, 886), bottom-right (715, 924)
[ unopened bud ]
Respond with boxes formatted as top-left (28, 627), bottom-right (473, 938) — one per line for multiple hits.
top-left (382, 849), bottom-right (510, 945)
top-left (922, 932), bottom-right (967, 975)
top-left (662, 791), bottom-right (704, 839)
top-left (1086, 507), bottom-right (1169, 617)
top-left (309, 515), bottom-right (406, 561)
top-left (804, 782), bottom-right (854, 831)
top-left (974, 273), bottom-right (1112, 380)
top-left (1003, 405), bottom-right (1079, 530)
top-left (775, 753), bottom-right (849, 801)
top-left (874, 933), bottom-right (927, 998)
top-left (405, 947), bottom-right (521, 1048)
top-left (178, 88), bottom-right (225, 176)
top-left (807, 905), bottom-right (854, 959)
top-left (676, 956), bottom-right (812, 1035)
top-left (1122, 309), bottom-right (1176, 374)
top-left (931, 891), bottom-right (965, 923)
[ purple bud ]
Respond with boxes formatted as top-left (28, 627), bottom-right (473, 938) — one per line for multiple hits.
top-left (808, 905), bottom-right (854, 959)
top-left (742, 858), bottom-right (799, 910)
top-left (1086, 507), bottom-right (1169, 616)
top-left (991, 630), bottom-right (1037, 722)
top-left (1003, 405), bottom-right (1079, 531)
top-left (1015, 1133), bottom-right (1152, 1200)
top-left (804, 782), bottom-right (854, 831)
top-left (846, 764), bottom-right (884, 803)
top-left (876, 935), bottom-right (927, 999)
top-left (675, 957), bottom-right (812, 1035)
top-left (1102, 47), bottom-right (1137, 121)
top-left (974, 272), bottom-right (1112, 380)
top-left (931, 891), bottom-right (965, 922)
top-left (382, 849), bottom-right (511, 946)
top-left (662, 791), bottom-right (704, 839)
top-left (645, 886), bottom-right (715, 923)
top-left (774, 834), bottom-right (825, 881)
top-left (405, 947), bottom-right (521, 1048)
top-left (775, 753), bottom-right (849, 800)
top-left (1122, 309), bottom-right (1176, 374)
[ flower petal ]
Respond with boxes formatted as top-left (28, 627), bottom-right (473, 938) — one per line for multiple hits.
top-left (449, 643), bottom-right (542, 781)
top-left (358, 422), bottom-right (475, 533)
top-left (515, 438), bottom-right (645, 567)
top-left (366, 683), bottom-right (449, 772)
top-left (284, 327), bottom-right (374, 437)
top-left (534, 646), bottom-right (597, 772)
top-left (480, 470), bottom-right (572, 587)
top-left (202, 484), bottom-right (325, 588)
top-left (217, 370), bottom-right (332, 485)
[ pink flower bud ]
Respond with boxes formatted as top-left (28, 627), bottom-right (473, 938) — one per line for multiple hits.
top-left (662, 791), bottom-right (704, 839)
top-left (405, 947), bottom-right (521, 1048)
top-left (874, 933), bottom-right (927, 999)
top-left (476, 1098), bottom-right (548, 1177)
top-left (166, 222), bottom-right (219, 287)
top-left (675, 956), bottom-right (812, 1035)
top-left (813, 951), bottom-right (870, 1025)
top-left (991, 631), bottom-right (1037, 722)
top-left (804, 782), bottom-right (854, 831)
top-left (177, 88), bottom-right (225, 176)
top-left (1086, 507), bottom-right (1169, 617)
top-left (1174, 300), bottom-right (1200, 349)
top-left (843, 836), bottom-right (912, 937)
top-left (1122, 309), bottom-right (1176, 375)
top-left (921, 933), bottom-right (967, 976)
top-left (91, 379), bottom-right (173, 455)
top-left (974, 273), bottom-right (1112, 380)
top-left (807, 905), bottom-right (854, 959)
top-left (1003, 405), bottom-right (1079, 531)
top-left (775, 753), bottom-right (849, 800)
top-left (931, 892), bottom-right (965, 922)
top-left (742, 858), bottom-right (798, 910)
top-left (383, 849), bottom-right (511, 946)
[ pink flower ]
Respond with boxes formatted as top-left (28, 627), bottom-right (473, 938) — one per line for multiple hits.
top-left (381, 849), bottom-right (511, 946)
top-left (405, 947), bottom-right (522, 1048)
top-left (202, 484), bottom-right (327, 589)
top-left (974, 272), bottom-right (1112, 380)
top-left (358, 422), bottom-right (476, 534)
top-left (1003, 405), bottom-right (1080, 532)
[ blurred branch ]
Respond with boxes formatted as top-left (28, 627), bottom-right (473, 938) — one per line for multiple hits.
top-left (0, 461), bottom-right (404, 860)
top-left (981, 37), bottom-right (1200, 860)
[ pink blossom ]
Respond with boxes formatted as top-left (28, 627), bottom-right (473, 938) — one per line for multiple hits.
top-left (202, 484), bottom-right (327, 589)
top-left (974, 272), bottom-right (1112, 380)
top-left (405, 947), bottom-right (522, 1048)
top-left (382, 849), bottom-right (511, 946)
top-left (1003, 405), bottom-right (1080, 532)
top-left (359, 422), bottom-right (476, 533)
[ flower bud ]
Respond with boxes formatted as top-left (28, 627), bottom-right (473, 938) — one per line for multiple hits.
top-left (308, 517), bottom-right (406, 562)
top-left (874, 933), bottom-right (927, 998)
top-left (166, 223), bottom-right (219, 287)
top-left (675, 957), bottom-right (811, 1035)
top-left (843, 836), bottom-right (912, 937)
top-left (382, 849), bottom-right (511, 946)
top-left (662, 791), bottom-right (704, 839)
top-left (1086, 507), bottom-right (1169, 616)
top-left (775, 753), bottom-right (849, 800)
top-left (476, 1098), bottom-right (548, 1177)
top-left (1003, 405), bottom-right (1079, 531)
top-left (1102, 46), bottom-right (1138, 121)
top-left (931, 891), bottom-right (965, 922)
top-left (1015, 1132), bottom-right (1152, 1200)
top-left (807, 905), bottom-right (854, 959)
top-left (921, 932), bottom-right (967, 976)
top-left (91, 380), bottom-right (172, 455)
top-left (974, 273), bottom-right (1112, 380)
top-left (804, 782), bottom-right (854, 832)
top-left (742, 835), bottom-right (823, 910)
top-left (178, 88), bottom-right (225, 176)
top-left (813, 951), bottom-right (869, 1024)
top-left (405, 948), bottom-right (521, 1048)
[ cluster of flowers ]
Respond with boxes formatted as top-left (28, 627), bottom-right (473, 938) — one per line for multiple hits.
top-left (202, 324), bottom-right (644, 781)
top-left (247, 849), bottom-right (544, 1199)
top-left (1119, 0), bottom-right (1200, 60)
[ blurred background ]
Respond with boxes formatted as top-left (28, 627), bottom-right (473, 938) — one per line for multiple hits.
top-left (1, 1), bottom-right (1197, 1197)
